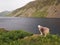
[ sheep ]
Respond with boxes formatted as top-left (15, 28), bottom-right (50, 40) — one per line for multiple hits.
top-left (38, 25), bottom-right (50, 37)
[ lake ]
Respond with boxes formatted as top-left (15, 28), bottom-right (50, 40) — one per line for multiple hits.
top-left (0, 17), bottom-right (60, 35)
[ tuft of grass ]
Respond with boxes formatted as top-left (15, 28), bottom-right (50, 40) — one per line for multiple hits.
top-left (0, 29), bottom-right (32, 43)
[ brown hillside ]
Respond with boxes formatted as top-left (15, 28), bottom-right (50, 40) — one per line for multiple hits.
top-left (8, 0), bottom-right (60, 18)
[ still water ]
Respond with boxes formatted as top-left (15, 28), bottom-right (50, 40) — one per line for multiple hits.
top-left (0, 17), bottom-right (60, 35)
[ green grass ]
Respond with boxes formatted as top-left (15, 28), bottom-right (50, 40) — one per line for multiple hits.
top-left (0, 28), bottom-right (60, 45)
top-left (9, 34), bottom-right (60, 45)
top-left (32, 10), bottom-right (48, 18)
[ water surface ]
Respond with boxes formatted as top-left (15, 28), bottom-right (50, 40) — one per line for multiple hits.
top-left (0, 17), bottom-right (60, 35)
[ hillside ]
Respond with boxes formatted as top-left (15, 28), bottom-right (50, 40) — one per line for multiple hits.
top-left (0, 11), bottom-right (10, 17)
top-left (8, 0), bottom-right (60, 18)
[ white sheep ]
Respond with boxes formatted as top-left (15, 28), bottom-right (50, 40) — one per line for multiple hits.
top-left (38, 25), bottom-right (50, 37)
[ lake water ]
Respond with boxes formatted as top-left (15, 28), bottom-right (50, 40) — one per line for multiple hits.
top-left (0, 17), bottom-right (60, 35)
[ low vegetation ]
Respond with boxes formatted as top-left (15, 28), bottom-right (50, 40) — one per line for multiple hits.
top-left (32, 10), bottom-right (48, 18)
top-left (0, 28), bottom-right (60, 45)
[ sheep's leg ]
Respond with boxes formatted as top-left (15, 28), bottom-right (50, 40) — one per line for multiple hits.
top-left (44, 34), bottom-right (46, 37)
top-left (40, 31), bottom-right (43, 35)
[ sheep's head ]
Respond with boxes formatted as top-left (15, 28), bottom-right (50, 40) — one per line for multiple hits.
top-left (38, 25), bottom-right (41, 28)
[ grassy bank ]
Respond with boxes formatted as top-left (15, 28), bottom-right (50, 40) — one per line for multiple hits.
top-left (0, 28), bottom-right (60, 45)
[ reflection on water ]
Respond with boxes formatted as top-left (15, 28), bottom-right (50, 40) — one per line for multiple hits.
top-left (0, 17), bottom-right (60, 35)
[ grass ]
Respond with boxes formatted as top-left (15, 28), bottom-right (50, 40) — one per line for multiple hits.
top-left (16, 34), bottom-right (60, 45)
top-left (32, 10), bottom-right (48, 18)
top-left (0, 28), bottom-right (60, 45)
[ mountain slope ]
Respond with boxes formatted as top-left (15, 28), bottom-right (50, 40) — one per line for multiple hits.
top-left (8, 0), bottom-right (60, 18)
top-left (0, 11), bottom-right (10, 17)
